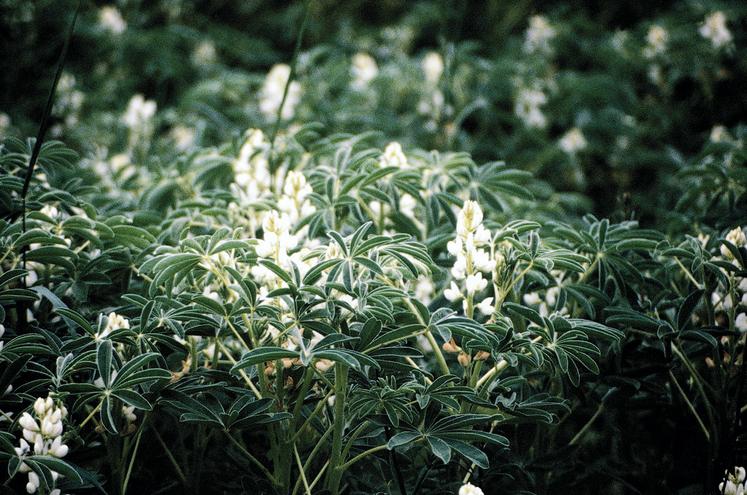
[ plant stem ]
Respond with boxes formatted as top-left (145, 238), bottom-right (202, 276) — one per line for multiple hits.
top-left (153, 426), bottom-right (187, 484)
top-left (668, 370), bottom-right (711, 441)
top-left (476, 335), bottom-right (544, 390)
top-left (325, 364), bottom-right (349, 494)
top-left (291, 426), bottom-right (333, 495)
top-left (121, 421), bottom-right (146, 494)
top-left (568, 403), bottom-right (605, 446)
top-left (269, 0), bottom-right (310, 153)
top-left (80, 401), bottom-right (102, 428)
top-left (338, 444), bottom-right (389, 471)
top-left (294, 444), bottom-right (312, 495)
top-left (290, 390), bottom-right (332, 444)
top-left (403, 297), bottom-right (449, 376)
top-left (224, 431), bottom-right (278, 484)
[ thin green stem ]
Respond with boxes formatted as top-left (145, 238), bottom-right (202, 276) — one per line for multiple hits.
top-left (153, 426), bottom-right (187, 484)
top-left (290, 390), bottom-right (332, 444)
top-left (568, 403), bottom-right (605, 446)
top-left (269, 0), bottom-right (310, 151)
top-left (122, 421), bottom-right (146, 494)
top-left (80, 401), bottom-right (102, 429)
top-left (403, 297), bottom-right (449, 376)
top-left (225, 431), bottom-right (278, 484)
top-left (294, 444), bottom-right (312, 495)
top-left (338, 444), bottom-right (389, 471)
top-left (668, 370), bottom-right (710, 441)
top-left (291, 426), bottom-right (333, 495)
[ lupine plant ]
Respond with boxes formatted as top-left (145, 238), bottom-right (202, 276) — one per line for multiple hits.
top-left (1, 1), bottom-right (746, 494)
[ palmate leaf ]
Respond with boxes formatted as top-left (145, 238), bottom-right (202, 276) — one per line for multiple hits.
top-left (386, 413), bottom-right (510, 469)
top-left (413, 374), bottom-right (474, 410)
top-left (495, 392), bottom-right (570, 424)
top-left (231, 347), bottom-right (299, 373)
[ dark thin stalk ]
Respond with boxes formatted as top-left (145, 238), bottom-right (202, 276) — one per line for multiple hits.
top-left (385, 425), bottom-right (408, 495)
top-left (268, 0), bottom-right (310, 166)
top-left (16, 0), bottom-right (82, 330)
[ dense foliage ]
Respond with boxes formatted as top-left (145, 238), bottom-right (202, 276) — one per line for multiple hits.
top-left (0, 1), bottom-right (746, 494)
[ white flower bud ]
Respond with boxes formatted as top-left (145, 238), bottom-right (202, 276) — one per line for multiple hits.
top-left (33, 398), bottom-right (46, 416)
top-left (26, 471), bottom-right (40, 494)
top-left (456, 201), bottom-right (483, 237)
top-left (459, 482), bottom-right (485, 495)
top-left (476, 297), bottom-right (495, 316)
top-left (523, 292), bottom-right (541, 305)
top-left (422, 52), bottom-right (444, 85)
top-left (49, 437), bottom-right (68, 458)
top-left (19, 413), bottom-right (39, 432)
top-left (736, 313), bottom-right (747, 334)
top-left (444, 282), bottom-right (462, 302)
top-left (33, 435), bottom-right (44, 455)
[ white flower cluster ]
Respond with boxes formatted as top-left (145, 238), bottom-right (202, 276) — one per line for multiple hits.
top-left (232, 128), bottom-right (272, 205)
top-left (711, 277), bottom-right (747, 331)
top-left (418, 52), bottom-right (447, 126)
top-left (459, 482), bottom-right (484, 495)
top-left (53, 73), bottom-right (84, 128)
top-left (422, 51), bottom-right (444, 85)
top-left (259, 64), bottom-right (302, 120)
top-left (523, 285), bottom-right (565, 318)
top-left (278, 170), bottom-right (316, 224)
top-left (720, 467), bottom-right (746, 495)
top-left (96, 311), bottom-right (130, 341)
top-left (710, 125), bottom-right (732, 143)
top-left (380, 142), bottom-right (409, 169)
top-left (16, 396), bottom-right (69, 494)
top-left (515, 87), bottom-right (548, 129)
top-left (99, 6), bottom-right (126, 34)
top-left (170, 125), bottom-right (196, 151)
top-left (122, 94), bottom-right (157, 149)
top-left (643, 25), bottom-right (668, 59)
top-left (524, 15), bottom-right (556, 55)
top-left (558, 127), bottom-right (588, 154)
top-left (192, 40), bottom-right (217, 66)
top-left (721, 227), bottom-right (746, 259)
top-left (711, 227), bottom-right (747, 333)
top-left (350, 52), bottom-right (378, 90)
top-left (700, 12), bottom-right (732, 49)
top-left (251, 210), bottom-right (312, 292)
top-left (444, 201), bottom-right (500, 316)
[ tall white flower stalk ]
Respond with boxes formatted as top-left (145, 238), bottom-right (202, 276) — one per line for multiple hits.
top-left (16, 396), bottom-right (69, 494)
top-left (122, 94), bottom-right (157, 151)
top-left (445, 201), bottom-right (498, 319)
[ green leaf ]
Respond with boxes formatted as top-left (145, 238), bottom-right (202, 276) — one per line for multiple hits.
top-left (112, 389), bottom-right (153, 410)
top-left (387, 430), bottom-right (421, 449)
top-left (28, 456), bottom-right (83, 483)
top-left (231, 347), bottom-right (299, 372)
top-left (97, 340), bottom-right (113, 388)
